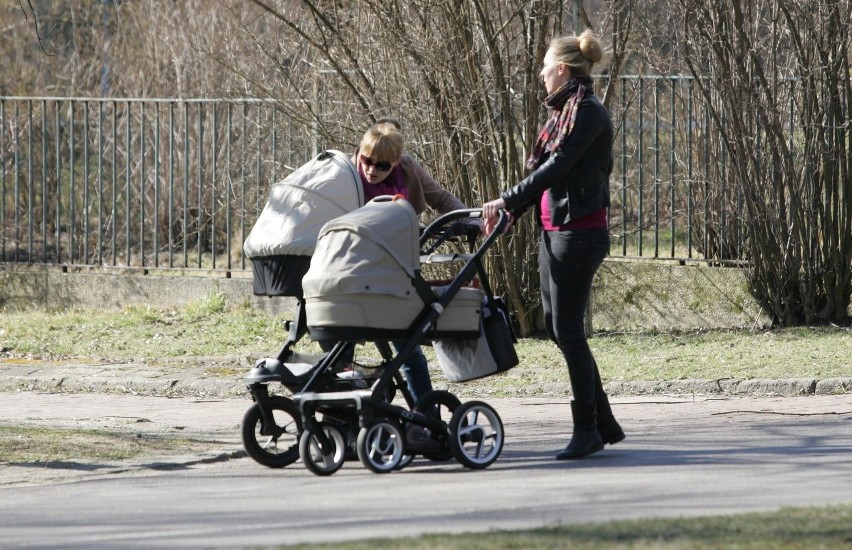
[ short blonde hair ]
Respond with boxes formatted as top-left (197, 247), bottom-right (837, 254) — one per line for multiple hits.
top-left (359, 122), bottom-right (403, 164)
top-left (548, 29), bottom-right (605, 77)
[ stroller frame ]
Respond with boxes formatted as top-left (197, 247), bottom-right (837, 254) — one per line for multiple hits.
top-left (241, 204), bottom-right (510, 475)
top-left (294, 206), bottom-right (509, 475)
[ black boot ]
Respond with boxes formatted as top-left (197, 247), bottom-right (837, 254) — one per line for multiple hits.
top-left (556, 400), bottom-right (604, 460)
top-left (597, 414), bottom-right (625, 445)
top-left (593, 387), bottom-right (625, 445)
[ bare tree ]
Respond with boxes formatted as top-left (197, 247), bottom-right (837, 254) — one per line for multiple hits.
top-left (674, 0), bottom-right (852, 324)
top-left (233, 0), bottom-right (638, 335)
top-left (2, 0), bottom-right (637, 334)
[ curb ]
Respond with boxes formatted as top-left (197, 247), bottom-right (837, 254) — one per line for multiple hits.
top-left (606, 377), bottom-right (852, 397)
top-left (2, 370), bottom-right (850, 399)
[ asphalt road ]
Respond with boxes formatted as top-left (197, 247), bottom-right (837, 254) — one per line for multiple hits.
top-left (1, 392), bottom-right (850, 548)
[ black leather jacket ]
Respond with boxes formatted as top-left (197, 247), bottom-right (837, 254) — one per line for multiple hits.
top-left (502, 94), bottom-right (613, 225)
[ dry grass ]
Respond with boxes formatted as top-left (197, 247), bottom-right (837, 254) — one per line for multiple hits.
top-left (0, 425), bottom-right (221, 463)
top-left (2, 300), bottom-right (849, 393)
top-left (287, 504), bottom-right (852, 549)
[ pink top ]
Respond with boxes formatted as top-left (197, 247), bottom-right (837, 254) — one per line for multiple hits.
top-left (540, 193), bottom-right (607, 230)
top-left (359, 165), bottom-right (408, 203)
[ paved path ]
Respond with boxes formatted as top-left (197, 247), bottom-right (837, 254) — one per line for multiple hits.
top-left (1, 392), bottom-right (850, 548)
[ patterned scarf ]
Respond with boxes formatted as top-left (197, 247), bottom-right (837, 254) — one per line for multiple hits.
top-left (525, 76), bottom-right (593, 171)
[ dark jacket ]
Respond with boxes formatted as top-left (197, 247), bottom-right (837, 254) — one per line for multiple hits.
top-left (502, 94), bottom-right (613, 225)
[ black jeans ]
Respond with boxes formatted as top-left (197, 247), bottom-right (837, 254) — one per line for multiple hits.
top-left (539, 228), bottom-right (612, 415)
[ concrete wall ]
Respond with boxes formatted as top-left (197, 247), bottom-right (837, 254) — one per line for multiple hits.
top-left (0, 268), bottom-right (299, 318)
top-left (1, 260), bottom-right (772, 332)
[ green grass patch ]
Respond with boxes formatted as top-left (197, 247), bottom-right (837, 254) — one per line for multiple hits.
top-left (421, 326), bottom-right (851, 396)
top-left (1, 304), bottom-right (849, 385)
top-left (0, 425), bottom-right (208, 463)
top-left (0, 300), bottom-right (285, 360)
top-left (284, 504), bottom-right (852, 549)
top-left (183, 291), bottom-right (228, 321)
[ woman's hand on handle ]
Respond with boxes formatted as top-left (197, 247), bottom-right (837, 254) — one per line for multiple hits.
top-left (482, 198), bottom-right (511, 235)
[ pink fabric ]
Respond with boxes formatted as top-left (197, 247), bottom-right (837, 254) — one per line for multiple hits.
top-left (360, 164), bottom-right (408, 202)
top-left (540, 193), bottom-right (607, 230)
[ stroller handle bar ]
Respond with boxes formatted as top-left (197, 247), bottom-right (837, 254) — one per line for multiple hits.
top-left (369, 195), bottom-right (496, 252)
top-left (371, 194), bottom-right (508, 236)
top-left (420, 207), bottom-right (509, 251)
top-left (417, 207), bottom-right (509, 317)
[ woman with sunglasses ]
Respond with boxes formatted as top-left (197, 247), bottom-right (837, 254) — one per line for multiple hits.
top-left (352, 118), bottom-right (468, 409)
top-left (482, 30), bottom-right (624, 460)
top-left (354, 118), bottom-right (466, 217)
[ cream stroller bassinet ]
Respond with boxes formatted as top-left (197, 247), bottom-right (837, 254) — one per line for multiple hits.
top-left (240, 150), bottom-right (372, 470)
top-left (243, 149), bottom-right (363, 298)
top-left (302, 195), bottom-right (483, 341)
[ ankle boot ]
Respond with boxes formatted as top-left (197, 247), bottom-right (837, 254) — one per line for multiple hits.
top-left (597, 414), bottom-right (625, 445)
top-left (556, 400), bottom-right (604, 460)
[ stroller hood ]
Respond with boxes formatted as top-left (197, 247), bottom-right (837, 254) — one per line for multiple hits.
top-left (302, 197), bottom-right (421, 301)
top-left (243, 150), bottom-right (363, 258)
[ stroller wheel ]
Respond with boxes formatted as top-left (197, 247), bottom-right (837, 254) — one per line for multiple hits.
top-left (448, 401), bottom-right (504, 470)
top-left (395, 454), bottom-right (415, 470)
top-left (356, 419), bottom-right (405, 473)
top-left (241, 396), bottom-right (302, 468)
top-left (412, 390), bottom-right (461, 461)
top-left (299, 422), bottom-right (346, 476)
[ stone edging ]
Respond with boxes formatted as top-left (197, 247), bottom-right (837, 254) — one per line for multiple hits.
top-left (2, 374), bottom-right (850, 399)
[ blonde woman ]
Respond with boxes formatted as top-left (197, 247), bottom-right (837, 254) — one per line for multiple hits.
top-left (352, 119), bottom-right (467, 406)
top-left (482, 30), bottom-right (624, 460)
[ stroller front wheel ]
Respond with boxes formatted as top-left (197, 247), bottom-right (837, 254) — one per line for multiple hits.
top-left (448, 401), bottom-right (504, 469)
top-left (356, 419), bottom-right (405, 473)
top-left (241, 396), bottom-right (302, 468)
top-left (299, 422), bottom-right (347, 476)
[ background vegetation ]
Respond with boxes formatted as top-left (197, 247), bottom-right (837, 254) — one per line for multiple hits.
top-left (2, 0), bottom-right (850, 332)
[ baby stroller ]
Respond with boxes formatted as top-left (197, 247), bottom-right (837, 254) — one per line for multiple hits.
top-left (239, 150), bottom-right (488, 470)
top-left (293, 195), bottom-right (516, 475)
top-left (240, 150), bottom-right (376, 468)
top-left (240, 152), bottom-right (516, 475)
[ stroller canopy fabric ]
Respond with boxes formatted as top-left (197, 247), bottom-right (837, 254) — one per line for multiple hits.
top-left (243, 150), bottom-right (363, 258)
top-left (302, 197), bottom-right (421, 301)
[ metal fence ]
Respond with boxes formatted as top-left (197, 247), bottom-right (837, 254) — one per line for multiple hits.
top-left (1, 97), bottom-right (318, 272)
top-left (1, 76), bottom-right (778, 273)
top-left (610, 75), bottom-right (754, 262)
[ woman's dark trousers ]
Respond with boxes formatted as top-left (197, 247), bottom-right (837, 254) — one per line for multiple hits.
top-left (539, 228), bottom-right (623, 459)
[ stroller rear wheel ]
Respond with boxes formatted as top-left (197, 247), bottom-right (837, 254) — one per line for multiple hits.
top-left (241, 396), bottom-right (302, 468)
top-left (356, 419), bottom-right (405, 473)
top-left (448, 400), bottom-right (504, 469)
top-left (299, 422), bottom-right (347, 476)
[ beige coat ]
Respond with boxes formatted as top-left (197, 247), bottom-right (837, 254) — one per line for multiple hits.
top-left (398, 155), bottom-right (467, 215)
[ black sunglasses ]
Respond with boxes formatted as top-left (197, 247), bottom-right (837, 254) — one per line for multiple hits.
top-left (360, 154), bottom-right (393, 172)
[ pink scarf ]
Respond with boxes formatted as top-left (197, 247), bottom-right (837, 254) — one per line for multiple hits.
top-left (359, 164), bottom-right (408, 202)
